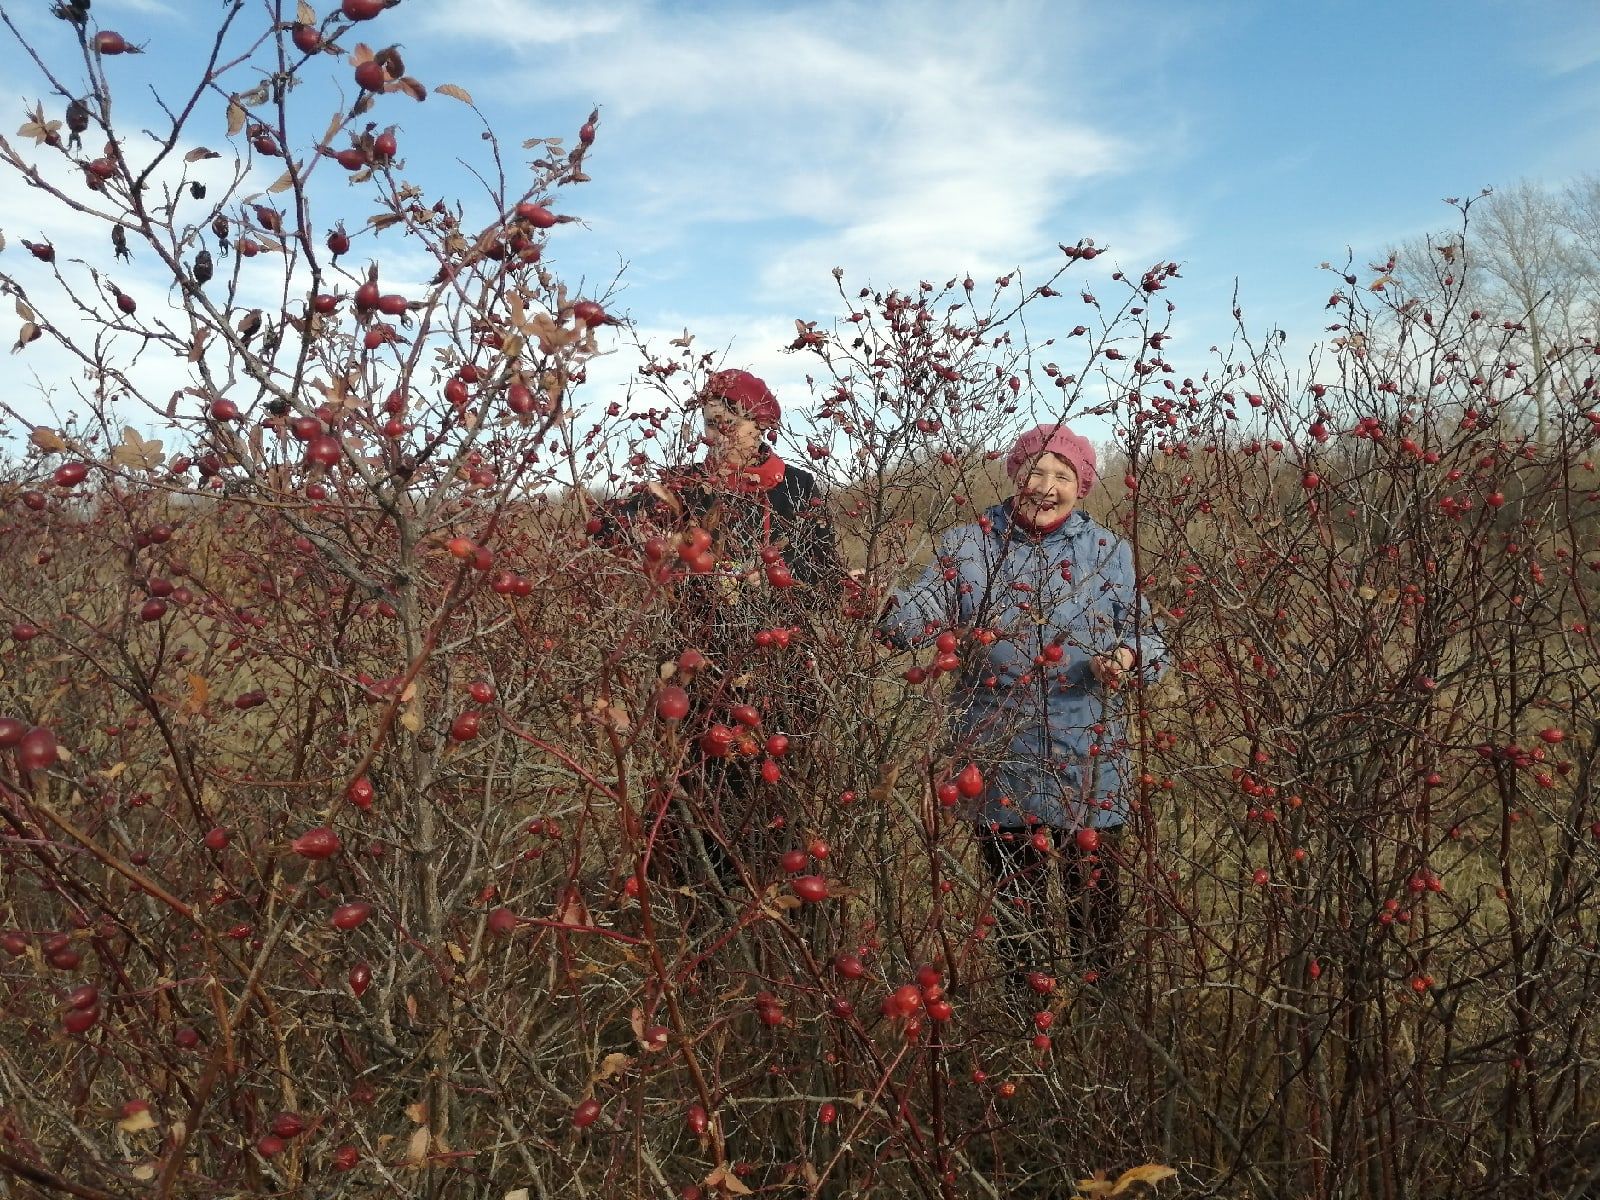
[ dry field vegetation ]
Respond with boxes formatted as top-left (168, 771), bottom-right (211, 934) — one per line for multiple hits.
top-left (3, 4), bottom-right (1600, 1200)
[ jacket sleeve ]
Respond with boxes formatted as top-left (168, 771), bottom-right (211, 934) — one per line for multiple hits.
top-left (785, 474), bottom-right (845, 595)
top-left (1111, 540), bottom-right (1166, 685)
top-left (877, 527), bottom-right (977, 650)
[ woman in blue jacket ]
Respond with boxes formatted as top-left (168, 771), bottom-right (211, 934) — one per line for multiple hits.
top-left (879, 423), bottom-right (1164, 984)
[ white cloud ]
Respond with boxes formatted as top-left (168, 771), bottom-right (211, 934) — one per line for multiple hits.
top-left (432, 0), bottom-right (1158, 306)
top-left (413, 0), bottom-right (640, 48)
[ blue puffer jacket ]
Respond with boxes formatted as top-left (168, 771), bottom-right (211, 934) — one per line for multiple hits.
top-left (878, 501), bottom-right (1165, 831)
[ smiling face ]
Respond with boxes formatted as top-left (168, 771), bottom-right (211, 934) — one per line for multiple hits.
top-left (1015, 451), bottom-right (1080, 525)
top-left (700, 398), bottom-right (764, 468)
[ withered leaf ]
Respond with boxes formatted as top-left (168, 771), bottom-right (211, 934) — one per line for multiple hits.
top-left (1110, 1163), bottom-right (1178, 1194)
top-left (111, 426), bottom-right (165, 471)
top-left (434, 83), bottom-right (473, 105)
top-left (17, 118), bottom-right (62, 145)
top-left (703, 1165), bottom-right (753, 1196)
top-left (184, 147), bottom-right (221, 163)
top-left (595, 1052), bottom-right (633, 1082)
top-left (403, 1126), bottom-right (431, 1166)
top-left (116, 1106), bottom-right (157, 1135)
top-left (28, 426), bottom-right (66, 452)
top-left (14, 321), bottom-right (40, 352)
top-left (226, 100), bottom-right (247, 137)
top-left (394, 77), bottom-right (428, 103)
top-left (267, 169), bottom-right (296, 195)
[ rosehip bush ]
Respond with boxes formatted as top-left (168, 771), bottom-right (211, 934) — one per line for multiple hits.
top-left (0, 6), bottom-right (1598, 1198)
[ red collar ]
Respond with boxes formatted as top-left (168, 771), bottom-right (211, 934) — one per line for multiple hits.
top-left (712, 450), bottom-right (787, 494)
top-left (1011, 503), bottom-right (1071, 537)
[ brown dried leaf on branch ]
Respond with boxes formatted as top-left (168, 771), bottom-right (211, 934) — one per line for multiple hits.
top-left (115, 1105), bottom-right (157, 1134)
top-left (17, 104), bottom-right (61, 145)
top-left (704, 1165), bottom-right (753, 1196)
top-left (594, 1052), bottom-right (632, 1082)
top-left (28, 426), bottom-right (66, 452)
top-left (1075, 1163), bottom-right (1178, 1196)
top-left (435, 84), bottom-right (473, 105)
top-left (110, 427), bottom-right (164, 472)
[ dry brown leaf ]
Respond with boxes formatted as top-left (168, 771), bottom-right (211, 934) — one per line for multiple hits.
top-left (28, 426), bottom-right (66, 453)
top-left (554, 886), bottom-right (589, 927)
top-left (1110, 1163), bottom-right (1178, 1194)
top-left (399, 708), bottom-right (422, 733)
top-left (116, 1106), bottom-right (158, 1134)
top-left (704, 1165), bottom-right (753, 1196)
top-left (184, 673), bottom-right (209, 715)
top-left (17, 118), bottom-right (62, 145)
top-left (403, 1126), bottom-right (430, 1166)
top-left (130, 1164), bottom-right (157, 1182)
top-left (184, 147), bottom-right (220, 162)
top-left (100, 762), bottom-right (127, 781)
top-left (394, 76), bottom-right (428, 102)
top-left (226, 100), bottom-right (246, 137)
top-left (14, 321), bottom-right (40, 352)
top-left (188, 326), bottom-right (210, 363)
top-left (405, 1100), bottom-right (428, 1124)
top-left (595, 1052), bottom-right (633, 1082)
top-left (434, 83), bottom-right (473, 105)
top-left (296, 0), bottom-right (316, 22)
top-left (267, 170), bottom-right (296, 195)
top-left (504, 1191), bottom-right (530, 1200)
top-left (111, 427), bottom-right (165, 472)
top-left (15, 298), bottom-right (34, 321)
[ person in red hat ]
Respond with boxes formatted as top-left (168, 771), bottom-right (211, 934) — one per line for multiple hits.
top-left (597, 368), bottom-right (840, 914)
top-left (609, 368), bottom-right (837, 591)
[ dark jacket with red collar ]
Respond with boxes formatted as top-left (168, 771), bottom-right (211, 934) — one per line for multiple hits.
top-left (606, 450), bottom-right (840, 593)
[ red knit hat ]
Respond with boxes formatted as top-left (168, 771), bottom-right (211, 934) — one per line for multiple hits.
top-left (1004, 423), bottom-right (1097, 496)
top-left (703, 369), bottom-right (780, 428)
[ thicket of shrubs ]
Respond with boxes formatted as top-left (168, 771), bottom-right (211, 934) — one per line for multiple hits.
top-left (2, 5), bottom-right (1598, 1198)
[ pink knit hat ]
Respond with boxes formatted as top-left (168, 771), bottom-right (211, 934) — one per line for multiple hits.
top-left (703, 369), bottom-right (780, 428)
top-left (1004, 423), bottom-right (1097, 496)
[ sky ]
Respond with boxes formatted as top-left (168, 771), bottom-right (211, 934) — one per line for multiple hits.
top-left (1, 0), bottom-right (1598, 447)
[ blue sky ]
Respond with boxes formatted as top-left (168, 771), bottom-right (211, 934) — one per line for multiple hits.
top-left (2, 0), bottom-right (1597, 439)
